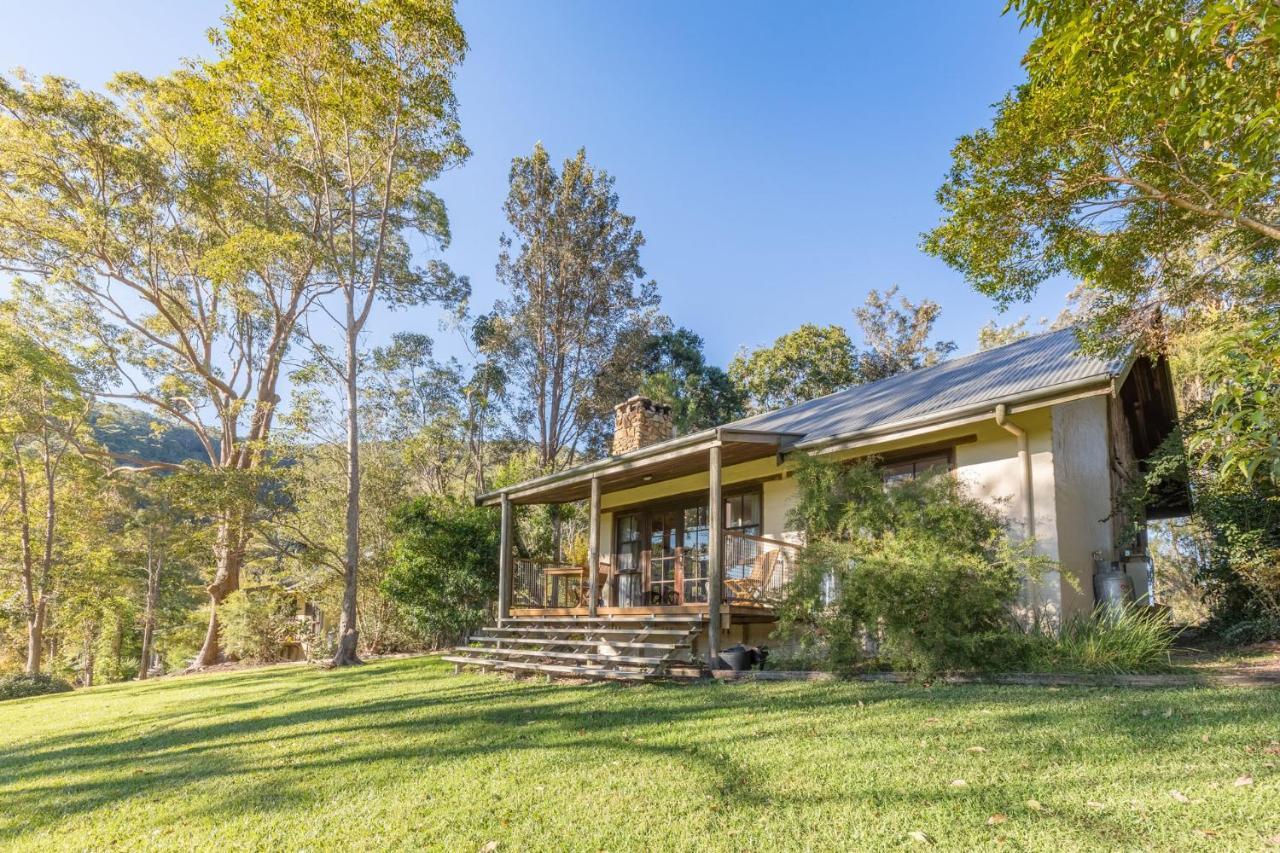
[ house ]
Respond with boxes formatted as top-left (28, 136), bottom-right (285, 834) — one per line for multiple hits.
top-left (446, 329), bottom-right (1182, 680)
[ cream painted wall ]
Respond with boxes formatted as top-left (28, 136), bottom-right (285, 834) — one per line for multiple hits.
top-left (1051, 395), bottom-right (1115, 621)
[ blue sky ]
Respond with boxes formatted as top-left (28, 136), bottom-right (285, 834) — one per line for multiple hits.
top-left (0, 1), bottom-right (1069, 368)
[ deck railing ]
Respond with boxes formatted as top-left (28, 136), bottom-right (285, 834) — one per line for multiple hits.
top-left (513, 559), bottom-right (546, 608)
top-left (722, 531), bottom-right (799, 605)
top-left (508, 533), bottom-right (800, 610)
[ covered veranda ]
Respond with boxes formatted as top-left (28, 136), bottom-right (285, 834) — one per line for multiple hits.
top-left (475, 426), bottom-right (803, 663)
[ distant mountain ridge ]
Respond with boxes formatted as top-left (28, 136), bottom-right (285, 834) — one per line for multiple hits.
top-left (89, 403), bottom-right (212, 466)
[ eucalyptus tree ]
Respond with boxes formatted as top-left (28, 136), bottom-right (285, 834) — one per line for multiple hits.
top-left (0, 313), bottom-right (94, 674)
top-left (208, 0), bottom-right (470, 665)
top-left (853, 287), bottom-right (956, 382)
top-left (0, 67), bottom-right (323, 668)
top-left (481, 144), bottom-right (660, 472)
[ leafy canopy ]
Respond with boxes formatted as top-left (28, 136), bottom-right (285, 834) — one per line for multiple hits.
top-left (480, 143), bottom-right (660, 468)
top-left (729, 287), bottom-right (955, 413)
top-left (925, 0), bottom-right (1279, 347)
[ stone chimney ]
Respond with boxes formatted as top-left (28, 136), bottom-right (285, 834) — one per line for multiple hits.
top-left (611, 395), bottom-right (674, 455)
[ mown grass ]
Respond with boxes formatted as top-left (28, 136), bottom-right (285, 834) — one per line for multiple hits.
top-left (1, 656), bottom-right (1277, 851)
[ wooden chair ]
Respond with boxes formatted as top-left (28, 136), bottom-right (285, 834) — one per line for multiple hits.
top-left (724, 550), bottom-right (778, 603)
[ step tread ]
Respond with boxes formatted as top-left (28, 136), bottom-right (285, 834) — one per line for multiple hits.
top-left (451, 647), bottom-right (678, 666)
top-left (468, 635), bottom-right (688, 651)
top-left (484, 626), bottom-right (691, 637)
top-left (442, 656), bottom-right (657, 682)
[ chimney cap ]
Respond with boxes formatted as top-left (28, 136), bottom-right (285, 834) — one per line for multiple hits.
top-left (614, 394), bottom-right (672, 415)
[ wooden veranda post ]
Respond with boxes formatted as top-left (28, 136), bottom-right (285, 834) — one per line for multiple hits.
top-left (587, 476), bottom-right (601, 617)
top-left (498, 493), bottom-right (513, 623)
top-left (707, 443), bottom-right (723, 668)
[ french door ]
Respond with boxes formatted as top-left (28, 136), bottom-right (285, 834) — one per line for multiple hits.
top-left (615, 513), bottom-right (643, 606)
top-left (648, 510), bottom-right (680, 605)
top-left (615, 506), bottom-right (710, 606)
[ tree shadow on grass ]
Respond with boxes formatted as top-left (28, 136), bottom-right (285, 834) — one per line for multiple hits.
top-left (3, 661), bottom-right (1277, 848)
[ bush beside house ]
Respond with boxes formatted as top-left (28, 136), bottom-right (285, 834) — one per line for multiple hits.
top-left (775, 454), bottom-right (1175, 675)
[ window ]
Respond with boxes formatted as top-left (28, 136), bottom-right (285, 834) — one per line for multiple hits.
top-left (880, 451), bottom-right (952, 486)
top-left (724, 491), bottom-right (762, 537)
top-left (615, 513), bottom-right (643, 606)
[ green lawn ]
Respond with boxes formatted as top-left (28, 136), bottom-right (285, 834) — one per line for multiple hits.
top-left (2, 656), bottom-right (1277, 851)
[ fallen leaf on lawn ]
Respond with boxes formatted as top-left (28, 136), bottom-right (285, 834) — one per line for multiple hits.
top-left (1086, 801), bottom-right (1106, 809)
top-left (1026, 799), bottom-right (1043, 812)
top-left (1234, 775), bottom-right (1254, 787)
top-left (479, 843), bottom-right (499, 853)
top-left (1201, 734), bottom-right (1211, 743)
top-left (987, 814), bottom-right (1008, 825)
top-left (1194, 829), bottom-right (1218, 838)
top-left (1263, 834), bottom-right (1280, 848)
top-left (1169, 790), bottom-right (1191, 804)
top-left (1162, 708), bottom-right (1173, 718)
top-left (925, 717), bottom-right (941, 724)
top-left (907, 830), bottom-right (933, 844)
top-left (951, 779), bottom-right (968, 787)
top-left (966, 746), bottom-right (987, 753)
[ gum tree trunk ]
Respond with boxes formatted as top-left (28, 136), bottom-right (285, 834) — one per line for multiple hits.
top-left (192, 516), bottom-right (246, 668)
top-left (25, 601), bottom-right (45, 676)
top-left (331, 306), bottom-right (362, 667)
top-left (138, 541), bottom-right (162, 679)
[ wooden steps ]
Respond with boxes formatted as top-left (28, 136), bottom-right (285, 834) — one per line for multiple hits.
top-left (447, 615), bottom-right (706, 682)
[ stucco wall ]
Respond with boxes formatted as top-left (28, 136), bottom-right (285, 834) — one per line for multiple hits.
top-left (1051, 395), bottom-right (1115, 621)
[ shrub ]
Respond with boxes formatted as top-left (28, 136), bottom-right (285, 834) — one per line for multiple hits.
top-left (1025, 605), bottom-right (1178, 674)
top-left (219, 588), bottom-right (300, 663)
top-left (383, 496), bottom-right (499, 647)
top-left (777, 454), bottom-right (1052, 675)
top-left (0, 673), bottom-right (74, 701)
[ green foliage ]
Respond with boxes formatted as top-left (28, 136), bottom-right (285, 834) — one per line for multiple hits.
top-left (852, 286), bottom-right (956, 382)
top-left (729, 324), bottom-right (858, 412)
top-left (926, 0), bottom-right (1279, 358)
top-left (218, 589), bottom-right (300, 664)
top-left (977, 315), bottom-right (1038, 351)
top-left (1019, 606), bottom-right (1178, 675)
top-left (730, 287), bottom-right (955, 413)
top-left (778, 455), bottom-right (1051, 674)
top-left (383, 497), bottom-right (499, 646)
top-left (0, 672), bottom-right (73, 701)
top-left (1185, 311), bottom-right (1280, 485)
top-left (638, 327), bottom-right (745, 433)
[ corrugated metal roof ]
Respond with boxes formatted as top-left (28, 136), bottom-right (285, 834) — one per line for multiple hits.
top-left (726, 327), bottom-right (1127, 446)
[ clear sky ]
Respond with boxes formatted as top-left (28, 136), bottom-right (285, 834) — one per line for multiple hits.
top-left (0, 1), bottom-right (1071, 368)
